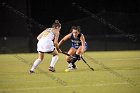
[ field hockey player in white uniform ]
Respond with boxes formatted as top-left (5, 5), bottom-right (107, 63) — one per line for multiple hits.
top-left (29, 20), bottom-right (61, 73)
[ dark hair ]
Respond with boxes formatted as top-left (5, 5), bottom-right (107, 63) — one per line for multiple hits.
top-left (70, 26), bottom-right (81, 32)
top-left (52, 20), bottom-right (61, 28)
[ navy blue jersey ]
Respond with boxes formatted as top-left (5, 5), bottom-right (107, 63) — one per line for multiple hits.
top-left (71, 33), bottom-right (88, 50)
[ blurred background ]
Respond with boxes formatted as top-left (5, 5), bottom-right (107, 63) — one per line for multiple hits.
top-left (0, 0), bottom-right (140, 53)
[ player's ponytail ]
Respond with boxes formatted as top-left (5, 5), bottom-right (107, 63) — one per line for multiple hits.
top-left (52, 19), bottom-right (61, 28)
top-left (54, 20), bottom-right (59, 23)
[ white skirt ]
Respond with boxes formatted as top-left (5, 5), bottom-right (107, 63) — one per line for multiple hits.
top-left (37, 38), bottom-right (55, 52)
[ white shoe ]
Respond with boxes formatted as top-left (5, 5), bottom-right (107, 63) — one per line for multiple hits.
top-left (65, 68), bottom-right (74, 72)
top-left (68, 63), bottom-right (73, 68)
top-left (68, 63), bottom-right (78, 68)
top-left (65, 66), bottom-right (77, 72)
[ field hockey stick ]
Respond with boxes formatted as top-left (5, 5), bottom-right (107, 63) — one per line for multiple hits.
top-left (80, 56), bottom-right (94, 71)
top-left (61, 51), bottom-right (94, 71)
top-left (61, 51), bottom-right (71, 56)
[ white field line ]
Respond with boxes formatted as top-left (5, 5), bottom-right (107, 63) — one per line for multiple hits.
top-left (0, 82), bottom-right (131, 91)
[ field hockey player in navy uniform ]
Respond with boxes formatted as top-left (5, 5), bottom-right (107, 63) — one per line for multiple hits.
top-left (58, 26), bottom-right (88, 72)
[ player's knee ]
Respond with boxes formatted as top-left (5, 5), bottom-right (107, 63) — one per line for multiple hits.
top-left (74, 54), bottom-right (81, 60)
top-left (38, 56), bottom-right (44, 61)
top-left (53, 54), bottom-right (58, 57)
top-left (66, 56), bottom-right (70, 60)
top-left (66, 56), bottom-right (71, 63)
top-left (53, 53), bottom-right (59, 56)
top-left (70, 54), bottom-right (80, 63)
top-left (38, 58), bottom-right (43, 61)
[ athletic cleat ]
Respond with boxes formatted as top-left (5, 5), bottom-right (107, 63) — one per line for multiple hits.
top-left (65, 66), bottom-right (77, 72)
top-left (68, 63), bottom-right (73, 68)
top-left (68, 63), bottom-right (78, 69)
top-left (48, 66), bottom-right (55, 72)
top-left (29, 70), bottom-right (35, 74)
top-left (65, 68), bottom-right (71, 72)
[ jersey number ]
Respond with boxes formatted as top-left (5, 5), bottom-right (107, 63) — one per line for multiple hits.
top-left (43, 31), bottom-right (49, 37)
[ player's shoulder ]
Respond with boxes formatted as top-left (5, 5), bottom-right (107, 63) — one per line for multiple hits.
top-left (46, 28), bottom-right (53, 31)
top-left (80, 33), bottom-right (85, 37)
top-left (80, 33), bottom-right (84, 35)
top-left (53, 30), bottom-right (60, 37)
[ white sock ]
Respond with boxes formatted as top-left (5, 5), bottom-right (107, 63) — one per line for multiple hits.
top-left (50, 55), bottom-right (58, 67)
top-left (30, 59), bottom-right (41, 71)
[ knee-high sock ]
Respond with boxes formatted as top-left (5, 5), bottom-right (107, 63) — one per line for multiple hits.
top-left (50, 55), bottom-right (58, 67)
top-left (30, 59), bottom-right (41, 71)
top-left (71, 54), bottom-right (80, 64)
top-left (70, 54), bottom-right (80, 68)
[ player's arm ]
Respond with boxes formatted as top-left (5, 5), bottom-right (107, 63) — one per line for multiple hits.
top-left (80, 34), bottom-right (86, 53)
top-left (53, 31), bottom-right (61, 52)
top-left (58, 33), bottom-right (71, 47)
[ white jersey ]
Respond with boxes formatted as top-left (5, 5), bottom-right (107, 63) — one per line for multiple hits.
top-left (37, 28), bottom-right (55, 52)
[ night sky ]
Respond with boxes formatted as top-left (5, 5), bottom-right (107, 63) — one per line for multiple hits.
top-left (30, 0), bottom-right (140, 25)
top-left (0, 0), bottom-right (139, 36)
top-left (0, 0), bottom-right (139, 51)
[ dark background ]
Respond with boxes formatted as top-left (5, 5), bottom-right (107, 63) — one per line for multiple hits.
top-left (0, 0), bottom-right (140, 53)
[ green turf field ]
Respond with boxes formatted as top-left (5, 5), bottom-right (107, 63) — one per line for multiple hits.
top-left (0, 51), bottom-right (140, 93)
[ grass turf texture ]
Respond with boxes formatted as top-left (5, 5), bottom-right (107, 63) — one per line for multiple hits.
top-left (0, 51), bottom-right (140, 93)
